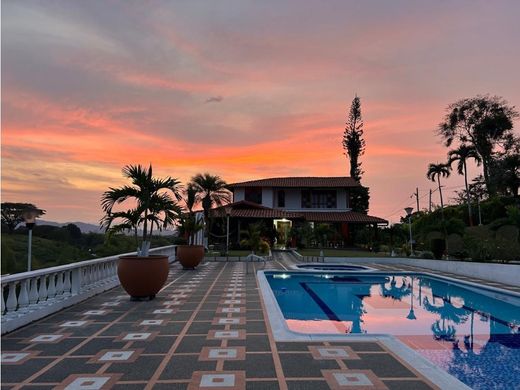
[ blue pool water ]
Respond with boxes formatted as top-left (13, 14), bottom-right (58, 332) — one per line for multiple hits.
top-left (266, 271), bottom-right (520, 389)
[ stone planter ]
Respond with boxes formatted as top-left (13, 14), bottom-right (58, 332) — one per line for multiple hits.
top-left (117, 255), bottom-right (169, 299)
top-left (177, 245), bottom-right (204, 269)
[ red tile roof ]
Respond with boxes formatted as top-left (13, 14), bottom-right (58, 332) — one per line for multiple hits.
top-left (228, 176), bottom-right (360, 188)
top-left (210, 201), bottom-right (387, 224)
top-left (297, 211), bottom-right (387, 224)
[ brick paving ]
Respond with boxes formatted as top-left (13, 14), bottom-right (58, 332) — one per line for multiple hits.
top-left (1, 258), bottom-right (446, 390)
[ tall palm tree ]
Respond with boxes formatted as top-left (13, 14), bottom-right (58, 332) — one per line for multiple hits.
top-left (427, 163), bottom-right (451, 212)
top-left (191, 173), bottom-right (231, 246)
top-left (448, 145), bottom-right (481, 226)
top-left (427, 163), bottom-right (451, 256)
top-left (101, 164), bottom-right (182, 256)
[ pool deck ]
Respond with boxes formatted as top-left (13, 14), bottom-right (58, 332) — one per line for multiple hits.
top-left (2, 256), bottom-right (515, 389)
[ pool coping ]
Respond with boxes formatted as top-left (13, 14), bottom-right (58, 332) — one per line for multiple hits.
top-left (290, 262), bottom-right (378, 272)
top-left (257, 269), bottom-right (502, 390)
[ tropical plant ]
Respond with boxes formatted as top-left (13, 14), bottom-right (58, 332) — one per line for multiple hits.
top-left (448, 145), bottom-right (481, 225)
top-left (438, 95), bottom-right (519, 195)
top-left (190, 173), bottom-right (230, 245)
top-left (240, 222), bottom-right (268, 254)
top-left (100, 164), bottom-right (182, 256)
top-left (427, 163), bottom-right (451, 254)
top-left (426, 163), bottom-right (451, 212)
top-left (1, 203), bottom-right (45, 233)
top-left (178, 184), bottom-right (204, 245)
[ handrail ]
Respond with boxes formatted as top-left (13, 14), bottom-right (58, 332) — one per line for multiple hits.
top-left (1, 246), bottom-right (176, 283)
top-left (1, 245), bottom-right (177, 334)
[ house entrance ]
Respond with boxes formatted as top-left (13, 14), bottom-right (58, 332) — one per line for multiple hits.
top-left (273, 218), bottom-right (292, 249)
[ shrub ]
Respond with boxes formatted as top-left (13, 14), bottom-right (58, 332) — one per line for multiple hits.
top-left (431, 238), bottom-right (445, 259)
top-left (420, 251), bottom-right (434, 259)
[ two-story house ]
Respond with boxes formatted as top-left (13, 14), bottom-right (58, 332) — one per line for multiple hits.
top-left (209, 176), bottom-right (387, 248)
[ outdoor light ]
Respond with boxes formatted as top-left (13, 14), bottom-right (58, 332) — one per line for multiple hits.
top-left (404, 207), bottom-right (414, 255)
top-left (22, 208), bottom-right (41, 272)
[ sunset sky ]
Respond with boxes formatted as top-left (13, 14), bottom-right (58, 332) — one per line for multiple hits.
top-left (2, 0), bottom-right (519, 224)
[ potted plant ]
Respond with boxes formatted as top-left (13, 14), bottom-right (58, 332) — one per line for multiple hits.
top-left (101, 164), bottom-right (181, 300)
top-left (176, 184), bottom-right (205, 269)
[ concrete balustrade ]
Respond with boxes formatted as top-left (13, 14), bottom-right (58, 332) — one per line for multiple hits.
top-left (1, 245), bottom-right (177, 334)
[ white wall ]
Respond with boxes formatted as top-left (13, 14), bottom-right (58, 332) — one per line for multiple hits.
top-left (282, 189), bottom-right (301, 209)
top-left (337, 188), bottom-right (348, 209)
top-left (315, 256), bottom-right (520, 287)
top-left (262, 188), bottom-right (274, 207)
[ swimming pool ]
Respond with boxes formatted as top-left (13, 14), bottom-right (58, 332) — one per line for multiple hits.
top-left (264, 271), bottom-right (520, 389)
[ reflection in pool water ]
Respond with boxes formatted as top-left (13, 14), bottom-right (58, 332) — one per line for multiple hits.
top-left (266, 272), bottom-right (520, 389)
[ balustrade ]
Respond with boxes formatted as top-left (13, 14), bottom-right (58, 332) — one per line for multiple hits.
top-left (1, 245), bottom-right (176, 334)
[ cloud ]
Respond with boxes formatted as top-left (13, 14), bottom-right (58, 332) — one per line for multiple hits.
top-left (205, 95), bottom-right (223, 103)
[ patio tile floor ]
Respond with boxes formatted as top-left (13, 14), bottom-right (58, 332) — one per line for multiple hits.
top-left (1, 259), bottom-right (446, 389)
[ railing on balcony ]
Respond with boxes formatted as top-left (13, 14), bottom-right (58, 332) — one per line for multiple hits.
top-left (0, 245), bottom-right (177, 334)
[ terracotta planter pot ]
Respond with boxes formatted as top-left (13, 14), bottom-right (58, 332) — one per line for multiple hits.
top-left (117, 255), bottom-right (169, 299)
top-left (177, 245), bottom-right (204, 269)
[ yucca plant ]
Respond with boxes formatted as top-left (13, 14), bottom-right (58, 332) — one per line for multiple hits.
top-left (100, 164), bottom-right (182, 256)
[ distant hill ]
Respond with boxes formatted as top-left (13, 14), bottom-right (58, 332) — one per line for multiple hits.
top-left (36, 220), bottom-right (176, 236)
top-left (38, 220), bottom-right (103, 234)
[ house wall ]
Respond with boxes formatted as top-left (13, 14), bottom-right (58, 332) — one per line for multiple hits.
top-left (233, 186), bottom-right (351, 210)
top-left (262, 188), bottom-right (274, 208)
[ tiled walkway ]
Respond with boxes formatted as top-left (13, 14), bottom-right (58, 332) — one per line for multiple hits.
top-left (1, 260), bottom-right (441, 390)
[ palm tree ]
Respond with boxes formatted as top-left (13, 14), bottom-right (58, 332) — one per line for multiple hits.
top-left (448, 145), bottom-right (481, 226)
top-left (426, 163), bottom-right (451, 211)
top-left (427, 163), bottom-right (451, 256)
top-left (191, 173), bottom-right (231, 246)
top-left (101, 164), bottom-right (182, 256)
top-left (178, 183), bottom-right (204, 245)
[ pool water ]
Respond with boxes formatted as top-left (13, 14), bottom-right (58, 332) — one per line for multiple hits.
top-left (266, 271), bottom-right (520, 389)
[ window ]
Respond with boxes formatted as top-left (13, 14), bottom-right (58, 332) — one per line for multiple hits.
top-left (244, 187), bottom-right (262, 204)
top-left (301, 190), bottom-right (337, 208)
top-left (277, 190), bottom-right (285, 207)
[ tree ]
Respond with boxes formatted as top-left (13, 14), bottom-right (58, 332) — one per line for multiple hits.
top-left (427, 163), bottom-right (451, 212)
top-left (342, 95), bottom-right (370, 213)
top-left (101, 164), bottom-right (182, 256)
top-left (177, 184), bottom-right (204, 245)
top-left (190, 173), bottom-right (231, 246)
top-left (1, 203), bottom-right (45, 233)
top-left (488, 135), bottom-right (520, 197)
top-left (438, 95), bottom-right (519, 195)
top-left (427, 163), bottom-right (451, 253)
top-left (343, 95), bottom-right (366, 182)
top-left (448, 145), bottom-right (481, 225)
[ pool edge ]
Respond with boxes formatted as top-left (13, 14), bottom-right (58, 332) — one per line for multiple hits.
top-left (257, 269), bottom-right (472, 390)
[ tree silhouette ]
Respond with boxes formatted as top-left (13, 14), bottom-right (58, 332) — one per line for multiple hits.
top-left (1, 203), bottom-right (45, 233)
top-left (101, 164), bottom-right (182, 256)
top-left (343, 95), bottom-right (365, 181)
top-left (448, 145), bottom-right (481, 225)
top-left (343, 95), bottom-right (370, 213)
top-left (190, 173), bottom-right (230, 246)
top-left (438, 95), bottom-right (518, 195)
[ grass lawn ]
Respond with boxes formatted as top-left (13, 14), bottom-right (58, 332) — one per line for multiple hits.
top-left (297, 249), bottom-right (391, 258)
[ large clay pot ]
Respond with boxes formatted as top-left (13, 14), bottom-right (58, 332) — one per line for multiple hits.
top-left (117, 255), bottom-right (169, 299)
top-left (177, 245), bottom-right (204, 269)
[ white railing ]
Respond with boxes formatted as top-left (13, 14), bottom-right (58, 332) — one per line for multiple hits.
top-left (1, 245), bottom-right (177, 334)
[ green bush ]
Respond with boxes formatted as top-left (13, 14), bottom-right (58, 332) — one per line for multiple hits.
top-left (431, 238), bottom-right (445, 259)
top-left (420, 251), bottom-right (434, 259)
